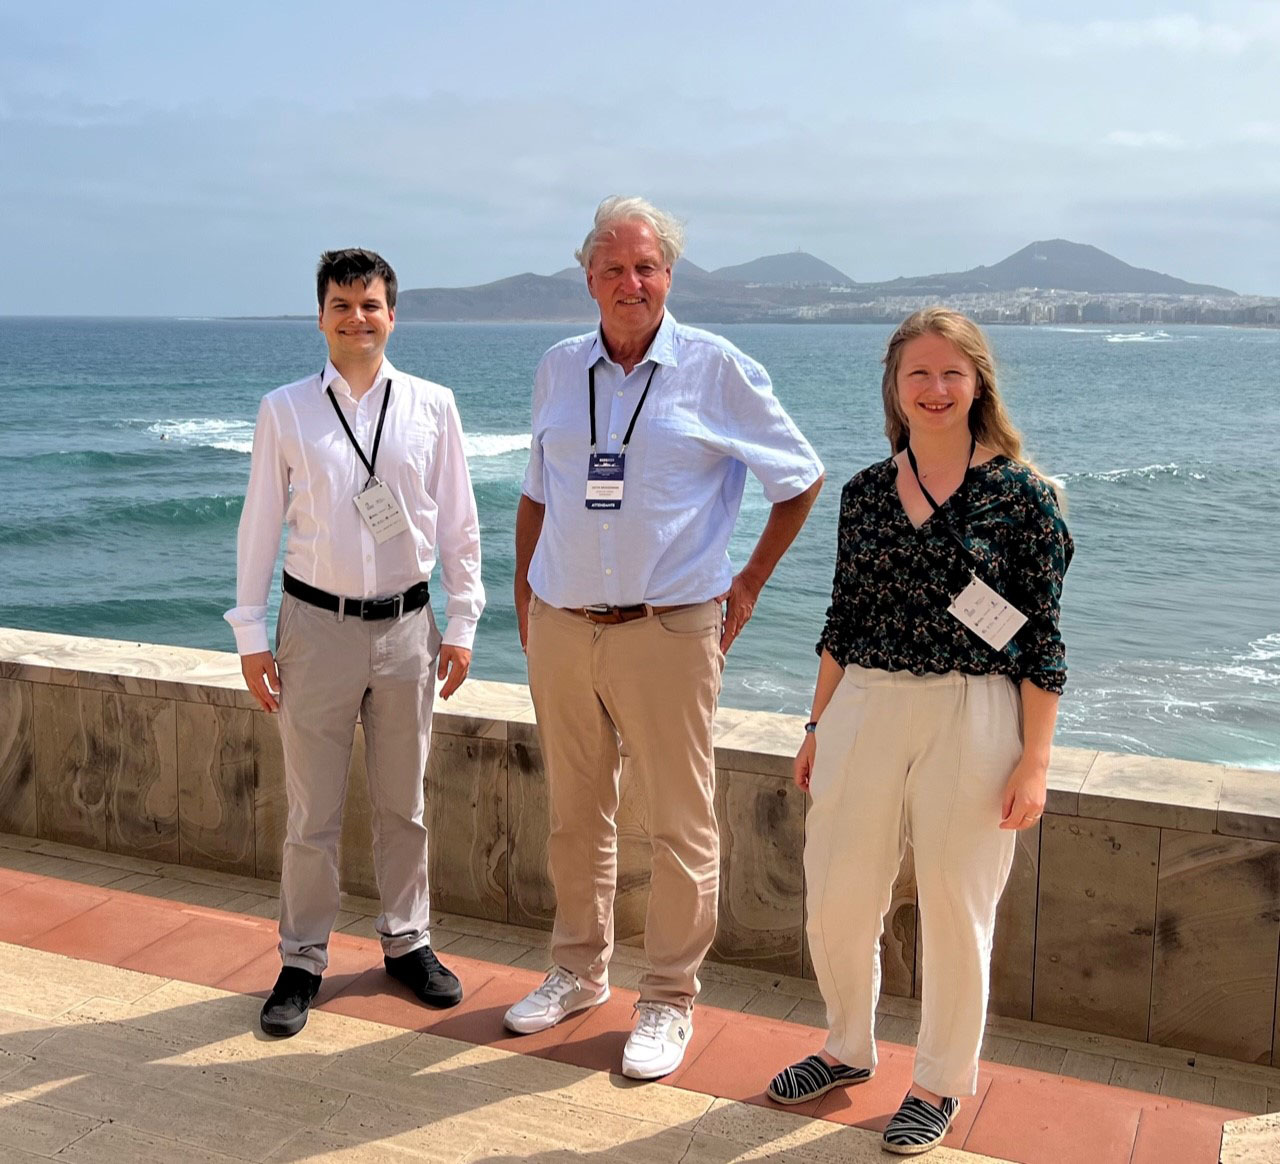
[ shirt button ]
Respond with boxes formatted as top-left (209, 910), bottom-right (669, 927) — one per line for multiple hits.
top-left (605, 568), bottom-right (613, 575)
top-left (602, 523), bottom-right (610, 530)
top-left (610, 432), bottom-right (618, 440)
top-left (616, 390), bottom-right (623, 397)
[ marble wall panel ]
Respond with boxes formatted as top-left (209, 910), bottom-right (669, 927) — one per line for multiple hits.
top-left (104, 693), bottom-right (179, 863)
top-left (425, 733), bottom-right (507, 922)
top-left (253, 712), bottom-right (286, 880)
top-left (176, 701), bottom-right (254, 875)
top-left (0, 679), bottom-right (36, 836)
top-left (1078, 753), bottom-right (1223, 833)
top-left (711, 769), bottom-right (804, 976)
top-left (1151, 830), bottom-right (1280, 1064)
top-left (1034, 814), bottom-right (1159, 1041)
top-left (1218, 767), bottom-right (1280, 844)
top-left (713, 712), bottom-right (798, 779)
top-left (884, 850), bottom-right (918, 1000)
top-left (1045, 747), bottom-right (1097, 817)
top-left (32, 683), bottom-right (110, 850)
top-left (506, 738), bottom-right (555, 930)
top-left (990, 822), bottom-right (1041, 1020)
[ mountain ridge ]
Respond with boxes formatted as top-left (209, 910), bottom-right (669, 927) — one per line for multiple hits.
top-left (394, 240), bottom-right (1237, 322)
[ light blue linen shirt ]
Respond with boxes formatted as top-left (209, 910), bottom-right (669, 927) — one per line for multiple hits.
top-left (522, 312), bottom-right (823, 608)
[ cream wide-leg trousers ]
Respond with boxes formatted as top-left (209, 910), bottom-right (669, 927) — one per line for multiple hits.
top-left (805, 665), bottom-right (1022, 1098)
top-left (275, 591), bottom-right (442, 976)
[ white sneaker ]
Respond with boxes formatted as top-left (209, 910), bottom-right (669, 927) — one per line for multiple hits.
top-left (621, 1002), bottom-right (692, 1079)
top-left (503, 967), bottom-right (609, 1034)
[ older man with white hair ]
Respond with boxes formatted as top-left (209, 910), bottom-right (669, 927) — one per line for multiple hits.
top-left (504, 196), bottom-right (825, 1078)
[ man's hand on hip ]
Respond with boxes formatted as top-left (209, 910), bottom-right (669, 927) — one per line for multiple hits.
top-left (437, 645), bottom-right (472, 700)
top-left (241, 650), bottom-right (281, 713)
top-left (716, 571), bottom-right (764, 653)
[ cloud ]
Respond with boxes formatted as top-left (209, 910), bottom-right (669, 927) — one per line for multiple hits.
top-left (1103, 130), bottom-right (1187, 150)
top-left (2, 87), bottom-right (1278, 311)
top-left (909, 2), bottom-right (1280, 58)
top-left (1231, 120), bottom-right (1280, 144)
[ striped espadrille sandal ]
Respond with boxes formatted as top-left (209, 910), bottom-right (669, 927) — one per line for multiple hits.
top-left (882, 1094), bottom-right (960, 1155)
top-left (766, 1054), bottom-right (872, 1104)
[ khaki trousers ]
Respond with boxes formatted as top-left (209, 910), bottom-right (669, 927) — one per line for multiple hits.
top-left (275, 592), bottom-right (441, 975)
top-left (805, 665), bottom-right (1022, 1098)
top-left (526, 594), bottom-right (724, 1011)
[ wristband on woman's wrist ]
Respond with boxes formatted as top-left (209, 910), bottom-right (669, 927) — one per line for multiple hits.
top-left (804, 720), bottom-right (819, 734)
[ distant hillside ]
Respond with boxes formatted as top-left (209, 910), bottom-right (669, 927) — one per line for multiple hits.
top-left (711, 252), bottom-right (854, 286)
top-left (392, 240), bottom-right (1238, 322)
top-left (397, 273), bottom-right (593, 322)
top-left (871, 240), bottom-right (1235, 297)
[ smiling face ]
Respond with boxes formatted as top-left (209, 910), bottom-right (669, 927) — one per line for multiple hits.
top-left (895, 331), bottom-right (980, 439)
top-left (317, 276), bottom-right (395, 366)
top-left (585, 218), bottom-right (672, 355)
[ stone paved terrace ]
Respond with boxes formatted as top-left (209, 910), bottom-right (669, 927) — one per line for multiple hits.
top-left (1, 838), bottom-right (1278, 1162)
top-left (4, 626), bottom-right (1280, 1075)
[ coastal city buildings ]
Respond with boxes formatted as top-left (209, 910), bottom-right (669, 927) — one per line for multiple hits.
top-left (780, 288), bottom-right (1280, 327)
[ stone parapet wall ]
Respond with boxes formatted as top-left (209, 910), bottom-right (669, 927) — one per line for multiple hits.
top-left (1, 626), bottom-right (1277, 1065)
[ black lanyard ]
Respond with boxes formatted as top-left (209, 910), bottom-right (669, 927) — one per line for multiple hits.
top-left (588, 362), bottom-right (658, 452)
top-left (906, 435), bottom-right (977, 565)
top-left (326, 375), bottom-right (391, 483)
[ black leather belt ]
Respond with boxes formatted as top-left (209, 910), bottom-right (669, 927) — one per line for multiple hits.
top-left (283, 572), bottom-right (429, 621)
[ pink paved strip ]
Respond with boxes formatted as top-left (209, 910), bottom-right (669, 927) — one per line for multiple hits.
top-left (0, 870), bottom-right (1244, 1164)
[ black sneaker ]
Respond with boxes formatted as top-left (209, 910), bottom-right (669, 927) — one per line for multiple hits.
top-left (384, 945), bottom-right (463, 1008)
top-left (259, 966), bottom-right (322, 1037)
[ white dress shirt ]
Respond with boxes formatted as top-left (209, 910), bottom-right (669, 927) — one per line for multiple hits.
top-left (522, 313), bottom-right (823, 608)
top-left (226, 357), bottom-right (484, 655)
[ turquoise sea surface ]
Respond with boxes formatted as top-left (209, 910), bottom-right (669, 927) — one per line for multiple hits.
top-left (1, 318), bottom-right (1277, 769)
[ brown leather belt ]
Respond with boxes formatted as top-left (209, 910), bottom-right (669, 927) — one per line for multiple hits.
top-left (562, 603), bottom-right (691, 625)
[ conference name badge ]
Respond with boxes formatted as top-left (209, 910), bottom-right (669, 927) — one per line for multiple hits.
top-left (353, 477), bottom-right (410, 544)
top-left (585, 452), bottom-right (625, 510)
top-left (948, 574), bottom-right (1028, 651)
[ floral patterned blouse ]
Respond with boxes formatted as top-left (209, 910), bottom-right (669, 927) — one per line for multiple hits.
top-left (817, 455), bottom-right (1073, 693)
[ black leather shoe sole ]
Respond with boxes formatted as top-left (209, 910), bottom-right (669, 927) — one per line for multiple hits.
top-left (384, 957), bottom-right (464, 1008)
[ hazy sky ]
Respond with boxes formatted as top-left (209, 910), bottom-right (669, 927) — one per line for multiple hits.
top-left (4, 1), bottom-right (1279, 313)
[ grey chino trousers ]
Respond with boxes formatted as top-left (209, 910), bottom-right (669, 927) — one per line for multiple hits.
top-left (275, 591), bottom-right (441, 975)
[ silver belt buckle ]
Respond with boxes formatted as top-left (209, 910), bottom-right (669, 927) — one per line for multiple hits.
top-left (392, 593), bottom-right (404, 619)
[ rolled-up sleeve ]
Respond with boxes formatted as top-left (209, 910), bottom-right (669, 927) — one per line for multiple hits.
top-left (712, 351), bottom-right (823, 501)
top-left (224, 396), bottom-right (288, 656)
top-left (426, 390), bottom-right (486, 649)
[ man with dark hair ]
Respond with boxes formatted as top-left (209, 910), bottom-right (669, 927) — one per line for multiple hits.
top-left (316, 248), bottom-right (398, 311)
top-left (227, 247), bottom-right (484, 1037)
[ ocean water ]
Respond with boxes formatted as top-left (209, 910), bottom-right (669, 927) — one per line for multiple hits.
top-left (1, 317), bottom-right (1277, 770)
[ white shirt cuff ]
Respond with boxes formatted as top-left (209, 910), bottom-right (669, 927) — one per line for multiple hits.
top-left (232, 621), bottom-right (271, 656)
top-left (441, 616), bottom-right (478, 651)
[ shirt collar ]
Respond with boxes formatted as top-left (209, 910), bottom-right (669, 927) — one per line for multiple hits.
top-left (585, 311), bottom-right (680, 371)
top-left (319, 357), bottom-right (398, 400)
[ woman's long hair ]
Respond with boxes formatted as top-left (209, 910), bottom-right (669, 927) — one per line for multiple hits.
top-left (880, 307), bottom-right (1027, 459)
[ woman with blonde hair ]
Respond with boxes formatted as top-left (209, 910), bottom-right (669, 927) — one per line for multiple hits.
top-left (767, 308), bottom-right (1072, 1154)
